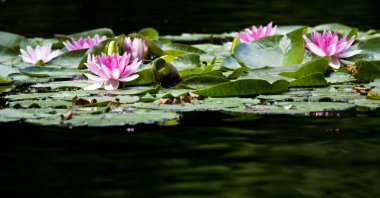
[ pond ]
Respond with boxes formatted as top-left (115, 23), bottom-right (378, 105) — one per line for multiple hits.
top-left (1, 0), bottom-right (380, 197)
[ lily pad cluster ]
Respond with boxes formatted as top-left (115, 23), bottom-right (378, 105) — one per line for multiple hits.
top-left (1, 23), bottom-right (380, 127)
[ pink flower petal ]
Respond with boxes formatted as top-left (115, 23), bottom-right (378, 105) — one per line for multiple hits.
top-left (83, 82), bottom-right (103, 90)
top-left (336, 50), bottom-right (362, 58)
top-left (306, 42), bottom-right (326, 57)
top-left (111, 68), bottom-right (121, 79)
top-left (119, 74), bottom-right (139, 82)
top-left (238, 22), bottom-right (276, 43)
top-left (329, 57), bottom-right (341, 69)
top-left (84, 73), bottom-right (105, 82)
top-left (104, 79), bottom-right (120, 90)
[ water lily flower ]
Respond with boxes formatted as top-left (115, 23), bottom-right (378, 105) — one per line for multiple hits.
top-left (63, 34), bottom-right (107, 51)
top-left (238, 22), bottom-right (276, 43)
top-left (20, 44), bottom-right (62, 64)
top-left (84, 52), bottom-right (141, 90)
top-left (123, 37), bottom-right (147, 61)
top-left (303, 30), bottom-right (362, 69)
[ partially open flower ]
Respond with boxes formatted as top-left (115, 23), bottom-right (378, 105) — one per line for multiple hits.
top-left (84, 52), bottom-right (141, 90)
top-left (122, 37), bottom-right (147, 61)
top-left (63, 34), bottom-right (107, 51)
top-left (20, 44), bottom-right (62, 64)
top-left (238, 22), bottom-right (276, 43)
top-left (303, 30), bottom-right (362, 69)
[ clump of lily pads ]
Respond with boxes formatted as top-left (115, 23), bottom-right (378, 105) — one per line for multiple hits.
top-left (1, 22), bottom-right (380, 127)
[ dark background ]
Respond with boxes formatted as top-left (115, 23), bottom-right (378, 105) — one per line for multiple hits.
top-left (0, 0), bottom-right (379, 37)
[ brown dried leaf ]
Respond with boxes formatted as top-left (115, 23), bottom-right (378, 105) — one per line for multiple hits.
top-left (72, 95), bottom-right (97, 105)
top-left (61, 110), bottom-right (73, 120)
top-left (159, 92), bottom-right (205, 105)
top-left (352, 86), bottom-right (372, 95)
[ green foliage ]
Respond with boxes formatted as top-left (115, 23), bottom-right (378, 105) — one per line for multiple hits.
top-left (0, 24), bottom-right (380, 127)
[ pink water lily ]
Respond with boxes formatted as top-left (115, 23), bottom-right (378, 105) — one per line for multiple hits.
top-left (238, 22), bottom-right (277, 43)
top-left (63, 34), bottom-right (107, 51)
top-left (84, 52), bottom-right (141, 90)
top-left (20, 44), bottom-right (62, 64)
top-left (303, 30), bottom-right (362, 69)
top-left (123, 37), bottom-right (147, 61)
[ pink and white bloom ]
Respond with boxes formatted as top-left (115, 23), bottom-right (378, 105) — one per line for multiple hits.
top-left (20, 44), bottom-right (62, 64)
top-left (123, 37), bottom-right (147, 61)
top-left (84, 52), bottom-right (141, 90)
top-left (238, 22), bottom-right (277, 43)
top-left (303, 30), bottom-right (362, 69)
top-left (63, 34), bottom-right (107, 51)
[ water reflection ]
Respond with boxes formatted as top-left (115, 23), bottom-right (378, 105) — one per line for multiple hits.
top-left (1, 111), bottom-right (379, 197)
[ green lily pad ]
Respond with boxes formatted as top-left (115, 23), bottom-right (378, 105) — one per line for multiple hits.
top-left (161, 43), bottom-right (205, 54)
top-left (132, 97), bottom-right (259, 112)
top-left (279, 57), bottom-right (329, 79)
top-left (19, 66), bottom-right (83, 78)
top-left (0, 77), bottom-right (13, 85)
top-left (193, 79), bottom-right (289, 97)
top-left (26, 110), bottom-right (179, 127)
top-left (49, 49), bottom-right (87, 68)
top-left (66, 28), bottom-right (114, 39)
top-left (139, 27), bottom-right (159, 40)
top-left (234, 27), bottom-right (307, 68)
top-left (288, 73), bottom-right (328, 88)
top-left (225, 102), bottom-right (355, 115)
top-left (0, 45), bottom-right (19, 64)
top-left (357, 37), bottom-right (380, 60)
top-left (0, 31), bottom-right (25, 49)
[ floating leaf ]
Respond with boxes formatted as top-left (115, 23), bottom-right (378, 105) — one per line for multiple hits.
top-left (138, 27), bottom-right (159, 40)
top-left (279, 57), bottom-right (329, 79)
top-left (234, 27), bottom-right (307, 68)
top-left (133, 97), bottom-right (259, 112)
top-left (0, 85), bottom-right (12, 94)
top-left (0, 45), bottom-right (19, 64)
top-left (193, 79), bottom-right (288, 97)
top-left (66, 28), bottom-right (114, 39)
top-left (0, 77), bottom-right (13, 85)
top-left (288, 73), bottom-right (328, 87)
top-left (225, 102), bottom-right (355, 115)
top-left (351, 60), bottom-right (380, 82)
top-left (26, 110), bottom-right (180, 127)
top-left (49, 49), bottom-right (87, 68)
top-left (161, 43), bottom-right (205, 54)
top-left (19, 66), bottom-right (83, 77)
top-left (171, 53), bottom-right (202, 69)
top-left (357, 37), bottom-right (380, 60)
top-left (123, 69), bottom-right (154, 86)
top-left (0, 31), bottom-right (25, 49)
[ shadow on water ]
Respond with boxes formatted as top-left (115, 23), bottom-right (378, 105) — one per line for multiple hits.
top-left (1, 110), bottom-right (380, 197)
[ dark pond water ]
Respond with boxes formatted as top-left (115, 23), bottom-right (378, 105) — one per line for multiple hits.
top-left (1, 110), bottom-right (380, 197)
top-left (1, 0), bottom-right (379, 37)
top-left (1, 0), bottom-right (380, 197)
